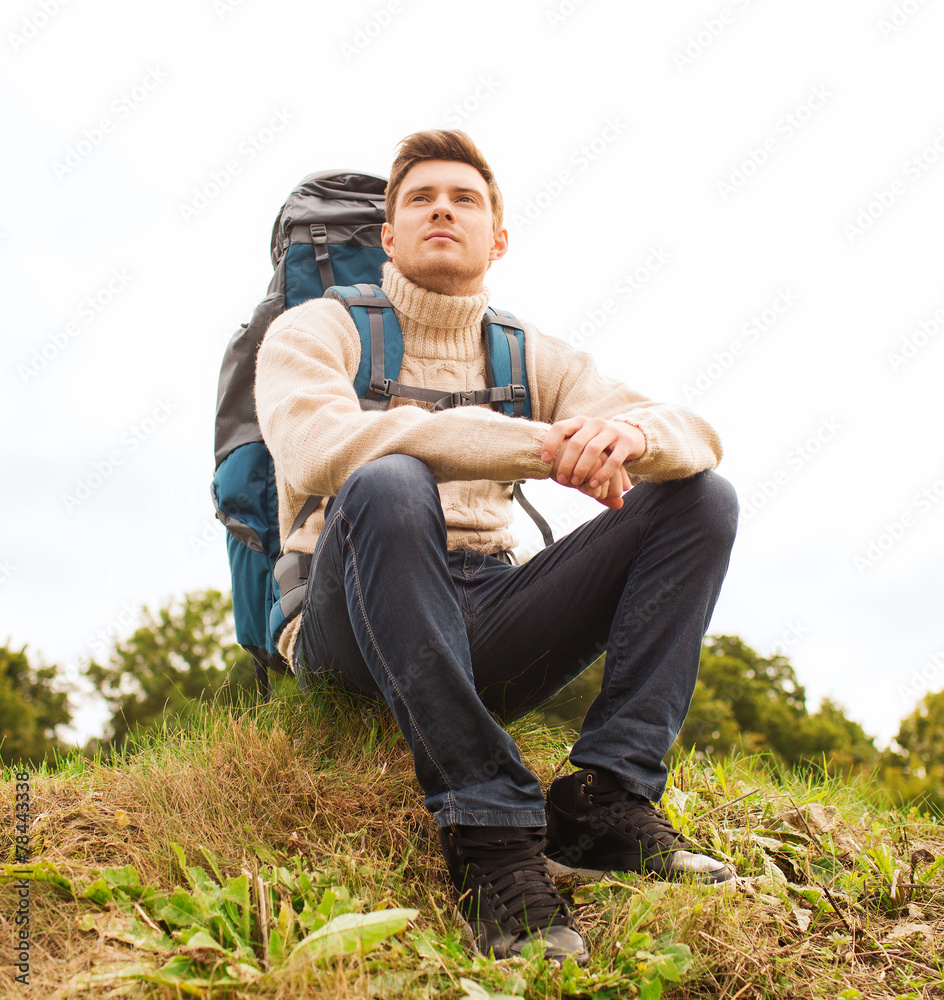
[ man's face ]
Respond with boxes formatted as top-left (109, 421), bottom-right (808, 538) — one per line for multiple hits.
top-left (381, 159), bottom-right (508, 296)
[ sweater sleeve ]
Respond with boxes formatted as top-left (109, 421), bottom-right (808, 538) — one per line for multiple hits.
top-left (526, 324), bottom-right (723, 482)
top-left (255, 298), bottom-right (554, 496)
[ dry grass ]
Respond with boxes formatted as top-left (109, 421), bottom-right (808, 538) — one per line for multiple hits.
top-left (1, 684), bottom-right (943, 999)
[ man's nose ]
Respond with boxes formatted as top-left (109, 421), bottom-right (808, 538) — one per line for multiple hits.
top-left (429, 196), bottom-right (454, 221)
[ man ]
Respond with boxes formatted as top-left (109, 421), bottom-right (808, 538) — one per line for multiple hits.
top-left (255, 130), bottom-right (739, 965)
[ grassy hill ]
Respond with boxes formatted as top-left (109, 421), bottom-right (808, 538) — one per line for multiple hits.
top-left (2, 681), bottom-right (943, 999)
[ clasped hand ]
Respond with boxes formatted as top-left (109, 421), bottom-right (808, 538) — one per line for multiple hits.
top-left (541, 416), bottom-right (646, 510)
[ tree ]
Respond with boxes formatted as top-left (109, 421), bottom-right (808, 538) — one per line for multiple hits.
top-left (882, 691), bottom-right (944, 817)
top-left (0, 643), bottom-right (73, 766)
top-left (800, 697), bottom-right (877, 773)
top-left (893, 690), bottom-right (944, 775)
top-left (675, 636), bottom-right (876, 774)
top-left (85, 589), bottom-right (259, 751)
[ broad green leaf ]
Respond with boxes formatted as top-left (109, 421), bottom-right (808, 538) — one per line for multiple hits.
top-left (459, 978), bottom-right (522, 1000)
top-left (639, 978), bottom-right (663, 1000)
top-left (313, 888), bottom-right (339, 930)
top-left (1, 861), bottom-right (76, 898)
top-left (80, 877), bottom-right (114, 905)
top-left (175, 927), bottom-right (229, 952)
top-left (198, 845), bottom-right (224, 884)
top-left (110, 917), bottom-right (174, 953)
top-left (225, 961), bottom-right (262, 983)
top-left (219, 874), bottom-right (250, 909)
top-left (289, 908), bottom-right (419, 962)
top-left (170, 843), bottom-right (194, 888)
top-left (460, 979), bottom-right (493, 999)
top-left (659, 942), bottom-right (692, 973)
top-left (268, 901), bottom-right (295, 963)
top-left (102, 865), bottom-right (142, 892)
top-left (652, 955), bottom-right (683, 983)
top-left (159, 889), bottom-right (209, 928)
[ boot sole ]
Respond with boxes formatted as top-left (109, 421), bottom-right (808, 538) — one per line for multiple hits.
top-left (547, 857), bottom-right (737, 890)
top-left (451, 906), bottom-right (590, 966)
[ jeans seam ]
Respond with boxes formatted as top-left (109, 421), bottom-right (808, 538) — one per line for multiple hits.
top-left (604, 511), bottom-right (656, 722)
top-left (300, 506), bottom-right (346, 620)
top-left (342, 511), bottom-right (455, 796)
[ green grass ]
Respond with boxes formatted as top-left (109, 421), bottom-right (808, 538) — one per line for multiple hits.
top-left (2, 681), bottom-right (944, 999)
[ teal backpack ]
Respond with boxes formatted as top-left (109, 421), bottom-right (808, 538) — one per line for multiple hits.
top-left (212, 170), bottom-right (552, 695)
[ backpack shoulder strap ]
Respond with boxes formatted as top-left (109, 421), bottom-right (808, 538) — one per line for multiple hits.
top-left (327, 283), bottom-right (479, 408)
top-left (324, 283), bottom-right (402, 410)
top-left (482, 307), bottom-right (531, 419)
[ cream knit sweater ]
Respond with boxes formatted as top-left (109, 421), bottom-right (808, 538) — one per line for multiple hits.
top-left (255, 262), bottom-right (723, 664)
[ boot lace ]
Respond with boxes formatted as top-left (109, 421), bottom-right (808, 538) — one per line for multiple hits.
top-left (585, 782), bottom-right (692, 857)
top-left (456, 828), bottom-right (573, 932)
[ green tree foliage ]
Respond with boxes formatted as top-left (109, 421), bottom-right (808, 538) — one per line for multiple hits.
top-left (85, 589), bottom-right (259, 751)
top-left (537, 635), bottom-right (877, 776)
top-left (0, 643), bottom-right (73, 766)
top-left (882, 691), bottom-right (944, 817)
top-left (676, 636), bottom-right (876, 773)
top-left (679, 635), bottom-right (808, 761)
top-left (801, 697), bottom-right (878, 773)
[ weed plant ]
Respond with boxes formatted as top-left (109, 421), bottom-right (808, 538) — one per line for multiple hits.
top-left (2, 679), bottom-right (943, 998)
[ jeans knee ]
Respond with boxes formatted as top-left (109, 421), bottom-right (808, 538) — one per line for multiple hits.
top-left (339, 455), bottom-right (441, 530)
top-left (690, 470), bottom-right (739, 546)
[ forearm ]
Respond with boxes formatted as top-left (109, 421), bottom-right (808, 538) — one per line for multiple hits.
top-left (264, 397), bottom-right (552, 497)
top-left (528, 328), bottom-right (723, 481)
top-left (255, 305), bottom-right (553, 496)
top-left (611, 402), bottom-right (722, 482)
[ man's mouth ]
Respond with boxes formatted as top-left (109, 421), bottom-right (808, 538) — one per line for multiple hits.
top-left (425, 230), bottom-right (457, 242)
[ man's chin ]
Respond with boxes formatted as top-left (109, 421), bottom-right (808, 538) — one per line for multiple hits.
top-left (395, 260), bottom-right (485, 297)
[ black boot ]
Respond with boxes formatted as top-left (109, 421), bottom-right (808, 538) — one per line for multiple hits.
top-left (545, 768), bottom-right (735, 886)
top-left (439, 823), bottom-right (589, 964)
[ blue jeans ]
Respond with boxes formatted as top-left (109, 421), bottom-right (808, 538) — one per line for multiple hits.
top-left (294, 454), bottom-right (738, 828)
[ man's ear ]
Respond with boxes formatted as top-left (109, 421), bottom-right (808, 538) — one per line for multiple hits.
top-left (381, 221), bottom-right (395, 259)
top-left (489, 227), bottom-right (509, 262)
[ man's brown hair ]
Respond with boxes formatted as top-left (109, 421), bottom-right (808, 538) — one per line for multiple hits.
top-left (386, 130), bottom-right (504, 231)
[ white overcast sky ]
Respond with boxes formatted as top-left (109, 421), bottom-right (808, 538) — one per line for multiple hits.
top-left (2, 0), bottom-right (942, 748)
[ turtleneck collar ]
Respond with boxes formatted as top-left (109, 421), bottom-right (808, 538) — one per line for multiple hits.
top-left (381, 262), bottom-right (490, 361)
